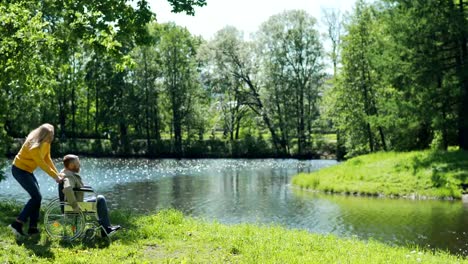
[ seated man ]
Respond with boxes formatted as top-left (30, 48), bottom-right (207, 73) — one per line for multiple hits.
top-left (61, 154), bottom-right (121, 237)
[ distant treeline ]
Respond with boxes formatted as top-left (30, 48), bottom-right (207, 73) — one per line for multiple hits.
top-left (6, 137), bottom-right (336, 159)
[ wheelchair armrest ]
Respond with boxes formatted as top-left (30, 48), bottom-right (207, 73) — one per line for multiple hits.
top-left (73, 186), bottom-right (94, 192)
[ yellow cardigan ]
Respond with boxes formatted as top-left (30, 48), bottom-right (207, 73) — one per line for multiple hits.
top-left (13, 142), bottom-right (60, 179)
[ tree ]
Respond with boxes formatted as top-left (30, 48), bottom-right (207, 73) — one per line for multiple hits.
top-left (0, 2), bottom-right (55, 135)
top-left (0, 1), bottom-right (57, 180)
top-left (322, 8), bottom-right (343, 77)
top-left (327, 0), bottom-right (387, 156)
top-left (256, 10), bottom-right (325, 155)
top-left (208, 26), bottom-right (283, 154)
top-left (159, 23), bottom-right (201, 157)
top-left (380, 0), bottom-right (463, 150)
top-left (166, 0), bottom-right (207, 15)
top-left (130, 24), bottom-right (163, 154)
top-left (322, 8), bottom-right (345, 159)
top-left (199, 27), bottom-right (250, 142)
top-left (450, 0), bottom-right (468, 150)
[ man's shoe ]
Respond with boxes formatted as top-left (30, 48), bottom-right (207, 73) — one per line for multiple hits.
top-left (101, 225), bottom-right (121, 237)
top-left (8, 221), bottom-right (25, 237)
top-left (28, 227), bottom-right (40, 236)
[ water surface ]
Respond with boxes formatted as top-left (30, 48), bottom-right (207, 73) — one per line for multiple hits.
top-left (1, 158), bottom-right (467, 255)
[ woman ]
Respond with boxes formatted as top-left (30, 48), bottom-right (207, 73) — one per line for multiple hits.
top-left (8, 123), bottom-right (63, 236)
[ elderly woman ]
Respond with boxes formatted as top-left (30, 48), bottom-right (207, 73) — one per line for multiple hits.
top-left (8, 123), bottom-right (63, 236)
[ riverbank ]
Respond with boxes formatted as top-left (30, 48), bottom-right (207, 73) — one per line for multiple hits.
top-left (292, 149), bottom-right (468, 199)
top-left (0, 202), bottom-right (465, 263)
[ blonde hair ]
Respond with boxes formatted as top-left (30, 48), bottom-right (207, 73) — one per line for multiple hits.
top-left (63, 154), bottom-right (79, 169)
top-left (26, 123), bottom-right (55, 149)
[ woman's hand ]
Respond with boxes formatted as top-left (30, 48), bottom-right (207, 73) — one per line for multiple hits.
top-left (55, 173), bottom-right (64, 183)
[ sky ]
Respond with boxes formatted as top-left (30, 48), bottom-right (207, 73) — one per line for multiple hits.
top-left (148, 0), bottom-right (358, 40)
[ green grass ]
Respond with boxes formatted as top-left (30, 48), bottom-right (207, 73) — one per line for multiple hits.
top-left (292, 149), bottom-right (468, 199)
top-left (0, 201), bottom-right (466, 263)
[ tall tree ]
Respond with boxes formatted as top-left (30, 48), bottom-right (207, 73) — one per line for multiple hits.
top-left (452, 0), bottom-right (468, 150)
top-left (327, 0), bottom-right (387, 156)
top-left (380, 0), bottom-right (462, 150)
top-left (322, 8), bottom-right (346, 159)
top-left (131, 31), bottom-right (163, 153)
top-left (322, 8), bottom-right (343, 77)
top-left (159, 23), bottom-right (200, 157)
top-left (256, 10), bottom-right (325, 155)
top-left (199, 27), bottom-right (250, 142)
top-left (208, 26), bottom-right (283, 154)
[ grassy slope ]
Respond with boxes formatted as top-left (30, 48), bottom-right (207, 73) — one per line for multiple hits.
top-left (292, 150), bottom-right (468, 199)
top-left (0, 202), bottom-right (466, 263)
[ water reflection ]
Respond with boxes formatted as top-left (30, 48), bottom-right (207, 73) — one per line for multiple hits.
top-left (292, 191), bottom-right (468, 255)
top-left (1, 158), bottom-right (468, 255)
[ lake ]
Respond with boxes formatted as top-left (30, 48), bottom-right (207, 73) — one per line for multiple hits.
top-left (1, 158), bottom-right (467, 255)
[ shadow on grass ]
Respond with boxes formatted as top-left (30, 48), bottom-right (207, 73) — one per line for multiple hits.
top-left (55, 235), bottom-right (111, 249)
top-left (18, 236), bottom-right (55, 259)
top-left (1, 199), bottom-right (155, 250)
top-left (0, 200), bottom-right (22, 225)
top-left (408, 150), bottom-right (468, 188)
top-left (48, 208), bottom-right (141, 248)
top-left (0, 200), bottom-right (50, 255)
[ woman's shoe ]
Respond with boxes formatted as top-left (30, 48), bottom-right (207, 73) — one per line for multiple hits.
top-left (28, 227), bottom-right (40, 236)
top-left (8, 221), bottom-right (25, 237)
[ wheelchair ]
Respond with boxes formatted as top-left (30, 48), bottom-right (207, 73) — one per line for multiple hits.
top-left (43, 184), bottom-right (111, 242)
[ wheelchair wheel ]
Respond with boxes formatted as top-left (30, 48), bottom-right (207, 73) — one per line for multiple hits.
top-left (44, 197), bottom-right (61, 211)
top-left (83, 228), bottom-right (96, 242)
top-left (44, 200), bottom-right (85, 241)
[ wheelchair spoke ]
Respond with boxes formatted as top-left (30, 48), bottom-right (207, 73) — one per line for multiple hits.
top-left (44, 202), bottom-right (85, 241)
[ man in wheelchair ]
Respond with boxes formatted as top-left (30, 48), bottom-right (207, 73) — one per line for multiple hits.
top-left (61, 154), bottom-right (121, 237)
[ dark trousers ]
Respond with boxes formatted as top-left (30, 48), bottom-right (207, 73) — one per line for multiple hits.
top-left (11, 165), bottom-right (42, 228)
top-left (97, 195), bottom-right (111, 228)
top-left (86, 195), bottom-right (111, 227)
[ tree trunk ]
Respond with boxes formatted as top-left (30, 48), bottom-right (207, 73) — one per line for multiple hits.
top-left (298, 83), bottom-right (306, 155)
top-left (274, 84), bottom-right (288, 154)
top-left (119, 122), bottom-right (128, 154)
top-left (86, 79), bottom-right (91, 134)
top-left (242, 76), bottom-right (282, 154)
top-left (143, 48), bottom-right (152, 154)
top-left (59, 86), bottom-right (67, 139)
top-left (94, 62), bottom-right (99, 136)
top-left (173, 110), bottom-right (183, 157)
top-left (153, 100), bottom-right (161, 141)
top-left (458, 0), bottom-right (468, 150)
top-left (71, 54), bottom-right (76, 140)
top-left (378, 126), bottom-right (387, 151)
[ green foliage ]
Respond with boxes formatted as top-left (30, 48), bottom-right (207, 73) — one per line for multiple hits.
top-left (166, 0), bottom-right (207, 15)
top-left (256, 10), bottom-right (325, 156)
top-left (293, 149), bottom-right (468, 199)
top-left (158, 23), bottom-right (202, 156)
top-left (324, 0), bottom-right (468, 156)
top-left (0, 2), bottom-right (56, 181)
top-left (199, 26), bottom-right (256, 143)
top-left (325, 1), bottom-right (388, 156)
